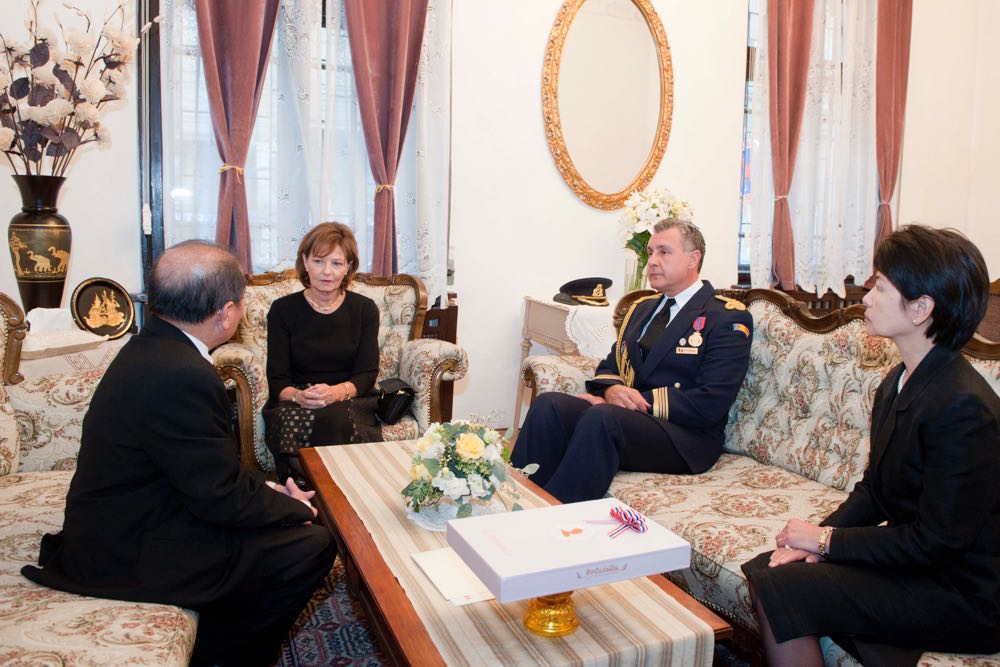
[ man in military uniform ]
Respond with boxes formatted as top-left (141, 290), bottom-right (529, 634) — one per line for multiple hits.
top-left (512, 218), bottom-right (753, 503)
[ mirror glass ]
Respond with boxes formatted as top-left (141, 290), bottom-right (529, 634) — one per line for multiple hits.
top-left (558, 0), bottom-right (661, 195)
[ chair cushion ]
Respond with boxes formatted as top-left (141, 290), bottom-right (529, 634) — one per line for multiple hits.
top-left (0, 399), bottom-right (16, 477)
top-left (610, 453), bottom-right (847, 631)
top-left (351, 281), bottom-right (421, 383)
top-left (0, 470), bottom-right (197, 666)
top-left (520, 354), bottom-right (600, 397)
top-left (724, 300), bottom-right (898, 491)
top-left (8, 370), bottom-right (105, 473)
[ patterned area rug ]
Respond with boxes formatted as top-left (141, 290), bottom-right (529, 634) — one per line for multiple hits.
top-left (274, 559), bottom-right (748, 667)
top-left (274, 559), bottom-right (386, 667)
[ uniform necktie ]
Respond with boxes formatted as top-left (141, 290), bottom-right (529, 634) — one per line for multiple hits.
top-left (638, 298), bottom-right (675, 359)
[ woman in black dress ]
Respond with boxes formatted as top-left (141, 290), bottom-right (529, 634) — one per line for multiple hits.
top-left (743, 226), bottom-right (1000, 666)
top-left (264, 222), bottom-right (381, 481)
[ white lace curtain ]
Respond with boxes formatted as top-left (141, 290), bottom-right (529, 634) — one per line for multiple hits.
top-left (159, 0), bottom-right (451, 306)
top-left (748, 0), bottom-right (879, 297)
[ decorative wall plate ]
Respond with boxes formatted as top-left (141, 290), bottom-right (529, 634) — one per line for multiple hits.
top-left (70, 277), bottom-right (134, 340)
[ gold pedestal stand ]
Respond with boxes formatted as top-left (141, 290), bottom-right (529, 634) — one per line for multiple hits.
top-left (523, 592), bottom-right (579, 637)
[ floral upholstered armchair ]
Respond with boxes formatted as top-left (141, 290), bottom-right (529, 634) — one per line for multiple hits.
top-left (0, 292), bottom-right (197, 665)
top-left (516, 290), bottom-right (655, 435)
top-left (212, 270), bottom-right (469, 472)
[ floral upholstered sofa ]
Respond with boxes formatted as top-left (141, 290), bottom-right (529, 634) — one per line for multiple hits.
top-left (521, 288), bottom-right (1000, 666)
top-left (213, 270), bottom-right (469, 471)
top-left (0, 293), bottom-right (197, 666)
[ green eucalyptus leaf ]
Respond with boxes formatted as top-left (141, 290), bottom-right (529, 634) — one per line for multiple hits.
top-left (457, 503), bottom-right (472, 518)
top-left (520, 463), bottom-right (540, 476)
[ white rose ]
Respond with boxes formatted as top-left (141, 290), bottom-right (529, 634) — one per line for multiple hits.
top-left (431, 470), bottom-right (469, 501)
top-left (466, 473), bottom-right (489, 499)
top-left (415, 435), bottom-right (443, 459)
top-left (65, 28), bottom-right (96, 57)
top-left (481, 444), bottom-right (501, 464)
top-left (74, 102), bottom-right (99, 124)
top-left (103, 25), bottom-right (139, 58)
top-left (95, 123), bottom-right (111, 148)
top-left (17, 102), bottom-right (39, 124)
top-left (0, 127), bottom-right (14, 151)
top-left (31, 61), bottom-right (59, 87)
top-left (104, 67), bottom-right (125, 84)
top-left (38, 98), bottom-right (74, 125)
top-left (36, 28), bottom-right (59, 49)
top-left (483, 429), bottom-right (499, 445)
top-left (79, 76), bottom-right (106, 104)
top-left (3, 39), bottom-right (29, 59)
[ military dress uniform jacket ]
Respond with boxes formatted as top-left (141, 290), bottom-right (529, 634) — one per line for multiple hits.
top-left (585, 281), bottom-right (753, 473)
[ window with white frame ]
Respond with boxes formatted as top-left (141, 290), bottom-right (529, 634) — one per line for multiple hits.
top-left (155, 0), bottom-right (452, 308)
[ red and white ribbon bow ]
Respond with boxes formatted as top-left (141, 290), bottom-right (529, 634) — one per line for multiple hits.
top-left (608, 506), bottom-right (648, 538)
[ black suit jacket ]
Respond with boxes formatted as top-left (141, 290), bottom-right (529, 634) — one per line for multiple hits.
top-left (22, 317), bottom-right (313, 607)
top-left (585, 281), bottom-right (753, 472)
top-left (824, 346), bottom-right (1000, 619)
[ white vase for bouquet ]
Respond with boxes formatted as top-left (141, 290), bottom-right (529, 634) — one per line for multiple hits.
top-left (406, 497), bottom-right (505, 532)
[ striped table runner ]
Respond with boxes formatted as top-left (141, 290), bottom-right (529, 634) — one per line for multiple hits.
top-left (316, 441), bottom-right (712, 667)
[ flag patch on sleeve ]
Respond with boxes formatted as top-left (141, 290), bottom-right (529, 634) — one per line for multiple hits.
top-left (733, 323), bottom-right (750, 337)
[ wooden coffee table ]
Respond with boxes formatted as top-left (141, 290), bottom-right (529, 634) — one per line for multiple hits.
top-left (301, 446), bottom-right (731, 666)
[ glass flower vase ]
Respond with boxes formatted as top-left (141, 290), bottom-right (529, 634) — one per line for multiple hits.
top-left (406, 497), bottom-right (505, 532)
top-left (624, 252), bottom-right (648, 292)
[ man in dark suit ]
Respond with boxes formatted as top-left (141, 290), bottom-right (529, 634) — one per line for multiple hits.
top-left (22, 241), bottom-right (336, 667)
top-left (512, 218), bottom-right (753, 503)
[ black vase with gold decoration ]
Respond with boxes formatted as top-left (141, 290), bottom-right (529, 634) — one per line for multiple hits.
top-left (7, 175), bottom-right (72, 312)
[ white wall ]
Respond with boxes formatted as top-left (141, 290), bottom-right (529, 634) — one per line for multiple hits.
top-left (0, 0), bottom-right (143, 311)
top-left (897, 0), bottom-right (1000, 273)
top-left (6, 1), bottom-right (992, 426)
top-left (450, 1), bottom-right (749, 425)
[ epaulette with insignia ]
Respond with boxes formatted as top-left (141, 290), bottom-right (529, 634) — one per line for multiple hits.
top-left (714, 294), bottom-right (747, 311)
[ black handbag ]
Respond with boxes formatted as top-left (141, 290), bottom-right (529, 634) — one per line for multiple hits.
top-left (377, 378), bottom-right (415, 425)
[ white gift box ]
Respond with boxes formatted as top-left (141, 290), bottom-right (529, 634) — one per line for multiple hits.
top-left (446, 497), bottom-right (690, 603)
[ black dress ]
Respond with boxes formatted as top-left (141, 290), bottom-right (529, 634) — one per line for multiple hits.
top-left (742, 346), bottom-right (1000, 667)
top-left (264, 290), bottom-right (381, 476)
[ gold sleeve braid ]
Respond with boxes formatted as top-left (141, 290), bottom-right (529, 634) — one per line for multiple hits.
top-left (652, 386), bottom-right (669, 420)
top-left (614, 295), bottom-right (660, 389)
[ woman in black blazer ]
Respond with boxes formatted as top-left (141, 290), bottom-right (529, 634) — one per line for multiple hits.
top-left (743, 226), bottom-right (1000, 667)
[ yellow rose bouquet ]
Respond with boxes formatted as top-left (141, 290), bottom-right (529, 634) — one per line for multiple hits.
top-left (402, 420), bottom-right (538, 520)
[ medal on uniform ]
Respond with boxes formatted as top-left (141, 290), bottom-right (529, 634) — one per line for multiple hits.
top-left (689, 316), bottom-right (706, 348)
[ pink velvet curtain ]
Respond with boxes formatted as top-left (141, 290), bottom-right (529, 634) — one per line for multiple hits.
top-left (195, 0), bottom-right (281, 270)
top-left (767, 0), bottom-right (815, 289)
top-left (344, 0), bottom-right (428, 275)
top-left (873, 0), bottom-right (913, 253)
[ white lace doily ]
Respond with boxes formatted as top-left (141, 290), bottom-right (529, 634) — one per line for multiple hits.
top-left (563, 303), bottom-right (615, 357)
top-left (406, 498), bottom-right (505, 532)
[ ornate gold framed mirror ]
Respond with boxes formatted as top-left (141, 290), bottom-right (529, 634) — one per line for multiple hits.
top-left (542, 0), bottom-right (673, 210)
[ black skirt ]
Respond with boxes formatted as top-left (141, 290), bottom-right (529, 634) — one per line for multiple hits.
top-left (263, 393), bottom-right (382, 457)
top-left (742, 551), bottom-right (1000, 667)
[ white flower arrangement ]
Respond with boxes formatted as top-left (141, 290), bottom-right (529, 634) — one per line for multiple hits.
top-left (0, 0), bottom-right (159, 176)
top-left (617, 187), bottom-right (694, 258)
top-left (401, 420), bottom-right (538, 518)
top-left (616, 188), bottom-right (694, 290)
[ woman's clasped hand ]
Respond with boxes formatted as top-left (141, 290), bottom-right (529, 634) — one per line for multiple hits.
top-left (292, 383), bottom-right (354, 409)
top-left (770, 519), bottom-right (824, 566)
